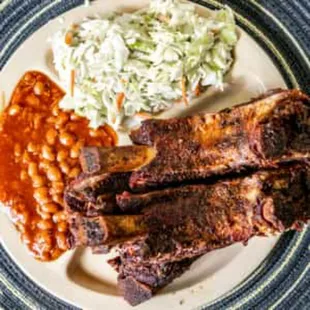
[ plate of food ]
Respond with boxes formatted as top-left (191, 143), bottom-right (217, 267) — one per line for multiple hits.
top-left (0, 0), bottom-right (309, 309)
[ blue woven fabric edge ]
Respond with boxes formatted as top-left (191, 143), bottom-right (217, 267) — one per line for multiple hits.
top-left (0, 0), bottom-right (309, 309)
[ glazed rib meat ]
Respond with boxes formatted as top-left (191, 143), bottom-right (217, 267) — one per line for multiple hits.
top-left (128, 89), bottom-right (310, 190)
top-left (68, 164), bottom-right (310, 261)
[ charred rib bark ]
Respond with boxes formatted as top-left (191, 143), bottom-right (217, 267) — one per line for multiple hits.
top-left (129, 89), bottom-right (310, 190)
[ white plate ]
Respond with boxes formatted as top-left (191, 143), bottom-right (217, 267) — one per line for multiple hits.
top-left (0, 1), bottom-right (285, 309)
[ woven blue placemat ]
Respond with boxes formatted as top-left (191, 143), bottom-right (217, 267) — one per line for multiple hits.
top-left (0, 1), bottom-right (309, 309)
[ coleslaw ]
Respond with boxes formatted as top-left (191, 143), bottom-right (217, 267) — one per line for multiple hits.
top-left (52, 0), bottom-right (238, 129)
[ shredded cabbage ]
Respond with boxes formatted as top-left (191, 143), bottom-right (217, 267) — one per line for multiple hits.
top-left (52, 0), bottom-right (238, 129)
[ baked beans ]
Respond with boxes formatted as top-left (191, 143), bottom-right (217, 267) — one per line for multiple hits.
top-left (41, 145), bottom-right (55, 161)
top-left (0, 71), bottom-right (116, 261)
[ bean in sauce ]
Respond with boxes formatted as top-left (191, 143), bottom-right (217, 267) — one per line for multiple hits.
top-left (0, 71), bottom-right (117, 261)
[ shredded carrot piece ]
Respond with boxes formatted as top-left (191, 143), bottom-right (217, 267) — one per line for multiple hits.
top-left (116, 93), bottom-right (125, 112)
top-left (194, 82), bottom-right (201, 97)
top-left (65, 31), bottom-right (74, 46)
top-left (181, 76), bottom-right (188, 106)
top-left (135, 112), bottom-right (152, 119)
top-left (157, 14), bottom-right (170, 23)
top-left (120, 78), bottom-right (128, 84)
top-left (70, 69), bottom-right (75, 97)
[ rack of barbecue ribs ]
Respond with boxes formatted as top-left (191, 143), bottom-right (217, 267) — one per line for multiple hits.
top-left (64, 89), bottom-right (310, 306)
